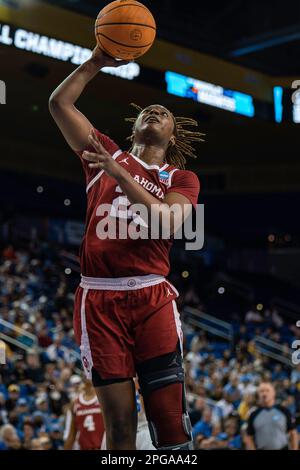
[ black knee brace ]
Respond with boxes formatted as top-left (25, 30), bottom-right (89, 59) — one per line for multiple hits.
top-left (136, 350), bottom-right (194, 451)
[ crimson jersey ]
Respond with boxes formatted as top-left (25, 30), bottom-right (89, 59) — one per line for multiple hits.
top-left (76, 129), bottom-right (200, 278)
top-left (73, 393), bottom-right (104, 450)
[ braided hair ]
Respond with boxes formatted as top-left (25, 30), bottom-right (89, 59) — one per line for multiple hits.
top-left (125, 103), bottom-right (205, 170)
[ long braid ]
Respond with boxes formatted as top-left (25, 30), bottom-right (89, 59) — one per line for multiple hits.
top-left (125, 103), bottom-right (205, 170)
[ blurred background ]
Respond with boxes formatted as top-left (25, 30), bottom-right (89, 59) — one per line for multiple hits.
top-left (0, 0), bottom-right (300, 450)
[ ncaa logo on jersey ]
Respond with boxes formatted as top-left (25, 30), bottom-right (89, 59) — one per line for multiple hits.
top-left (159, 171), bottom-right (169, 185)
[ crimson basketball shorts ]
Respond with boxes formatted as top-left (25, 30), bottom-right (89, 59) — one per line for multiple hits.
top-left (73, 274), bottom-right (183, 380)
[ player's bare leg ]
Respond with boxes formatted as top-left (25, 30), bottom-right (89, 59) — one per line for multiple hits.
top-left (94, 379), bottom-right (137, 450)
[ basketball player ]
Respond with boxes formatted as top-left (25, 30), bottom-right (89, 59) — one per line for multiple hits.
top-left (64, 378), bottom-right (105, 450)
top-left (49, 46), bottom-right (203, 451)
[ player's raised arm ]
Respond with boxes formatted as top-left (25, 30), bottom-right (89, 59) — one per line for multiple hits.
top-left (49, 46), bottom-right (128, 152)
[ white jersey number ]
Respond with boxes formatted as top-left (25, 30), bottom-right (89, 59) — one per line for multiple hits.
top-left (110, 186), bottom-right (148, 227)
top-left (111, 185), bottom-right (133, 220)
top-left (83, 414), bottom-right (95, 432)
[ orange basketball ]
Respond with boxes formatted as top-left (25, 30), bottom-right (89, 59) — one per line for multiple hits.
top-left (95, 0), bottom-right (156, 60)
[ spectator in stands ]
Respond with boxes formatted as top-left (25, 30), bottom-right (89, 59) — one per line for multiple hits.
top-left (214, 391), bottom-right (234, 422)
top-left (270, 308), bottom-right (283, 329)
top-left (271, 364), bottom-right (288, 382)
top-left (15, 397), bottom-right (30, 420)
top-left (37, 327), bottom-right (53, 348)
top-left (277, 378), bottom-right (293, 401)
top-left (21, 421), bottom-right (36, 449)
top-left (189, 397), bottom-right (206, 426)
top-left (238, 392), bottom-right (256, 421)
top-left (40, 435), bottom-right (54, 450)
top-left (33, 396), bottom-right (51, 431)
top-left (30, 438), bottom-right (44, 450)
top-left (190, 331), bottom-right (211, 358)
top-left (200, 415), bottom-right (242, 450)
top-left (5, 384), bottom-right (20, 412)
top-left (223, 373), bottom-right (242, 407)
top-left (32, 412), bottom-right (47, 434)
top-left (46, 333), bottom-right (75, 364)
top-left (46, 333), bottom-right (65, 362)
top-left (193, 407), bottom-right (213, 447)
top-left (25, 351), bottom-right (45, 384)
top-left (209, 382), bottom-right (224, 402)
top-left (245, 306), bottom-right (263, 323)
top-left (49, 423), bottom-right (64, 449)
top-left (0, 424), bottom-right (21, 450)
top-left (12, 357), bottom-right (28, 382)
top-left (237, 373), bottom-right (257, 396)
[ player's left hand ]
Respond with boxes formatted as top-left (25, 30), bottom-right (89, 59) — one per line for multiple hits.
top-left (82, 129), bottom-right (122, 179)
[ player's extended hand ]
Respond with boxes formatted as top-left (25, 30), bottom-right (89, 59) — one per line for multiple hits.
top-left (90, 46), bottom-right (130, 68)
top-left (82, 129), bottom-right (122, 179)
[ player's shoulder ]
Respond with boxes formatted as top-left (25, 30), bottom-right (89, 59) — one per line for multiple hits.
top-left (168, 165), bottom-right (198, 178)
top-left (167, 165), bottom-right (200, 188)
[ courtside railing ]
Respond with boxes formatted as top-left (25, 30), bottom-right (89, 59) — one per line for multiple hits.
top-left (0, 318), bottom-right (81, 369)
top-left (0, 332), bottom-right (34, 352)
top-left (183, 306), bottom-right (233, 342)
top-left (184, 307), bottom-right (294, 367)
top-left (0, 318), bottom-right (38, 347)
top-left (253, 335), bottom-right (293, 367)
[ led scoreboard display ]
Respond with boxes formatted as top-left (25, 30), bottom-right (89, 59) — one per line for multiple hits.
top-left (165, 71), bottom-right (255, 118)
